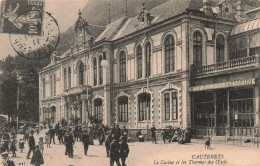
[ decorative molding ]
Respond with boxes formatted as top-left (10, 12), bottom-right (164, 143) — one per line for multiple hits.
top-left (158, 83), bottom-right (182, 128)
top-left (134, 87), bottom-right (154, 128)
top-left (114, 91), bottom-right (131, 126)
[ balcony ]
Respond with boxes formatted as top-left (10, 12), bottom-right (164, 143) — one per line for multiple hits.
top-left (64, 85), bottom-right (92, 96)
top-left (191, 55), bottom-right (259, 77)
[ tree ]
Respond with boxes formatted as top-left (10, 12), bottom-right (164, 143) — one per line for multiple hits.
top-left (0, 55), bottom-right (50, 123)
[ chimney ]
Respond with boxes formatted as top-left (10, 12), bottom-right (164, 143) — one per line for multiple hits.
top-left (236, 0), bottom-right (247, 22)
top-left (203, 0), bottom-right (213, 15)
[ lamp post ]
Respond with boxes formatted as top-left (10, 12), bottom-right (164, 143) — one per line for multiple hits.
top-left (16, 73), bottom-right (21, 130)
top-left (86, 64), bottom-right (89, 127)
top-left (0, 70), bottom-right (3, 115)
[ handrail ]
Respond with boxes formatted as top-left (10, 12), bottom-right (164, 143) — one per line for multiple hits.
top-left (192, 56), bottom-right (257, 75)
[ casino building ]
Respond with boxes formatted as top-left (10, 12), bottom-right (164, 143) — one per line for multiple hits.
top-left (39, 0), bottom-right (260, 137)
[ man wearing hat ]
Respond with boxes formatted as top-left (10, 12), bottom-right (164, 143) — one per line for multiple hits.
top-left (81, 129), bottom-right (89, 156)
top-left (27, 131), bottom-right (35, 159)
top-left (1, 152), bottom-right (15, 166)
top-left (109, 136), bottom-right (121, 166)
top-left (66, 131), bottom-right (74, 158)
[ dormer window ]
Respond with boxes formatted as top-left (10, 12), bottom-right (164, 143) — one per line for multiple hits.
top-left (138, 1), bottom-right (153, 25)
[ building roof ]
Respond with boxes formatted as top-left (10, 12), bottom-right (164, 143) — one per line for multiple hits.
top-left (95, 17), bottom-right (128, 42)
top-left (112, 0), bottom-right (203, 40)
top-left (231, 18), bottom-right (260, 35)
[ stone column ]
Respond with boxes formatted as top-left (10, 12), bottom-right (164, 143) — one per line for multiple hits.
top-left (255, 75), bottom-right (260, 135)
top-left (213, 91), bottom-right (217, 136)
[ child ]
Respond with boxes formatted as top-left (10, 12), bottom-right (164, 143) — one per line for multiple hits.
top-left (10, 138), bottom-right (17, 157)
top-left (18, 138), bottom-right (25, 153)
top-left (31, 145), bottom-right (44, 166)
top-left (45, 132), bottom-right (50, 148)
top-left (39, 137), bottom-right (44, 154)
top-left (205, 137), bottom-right (211, 149)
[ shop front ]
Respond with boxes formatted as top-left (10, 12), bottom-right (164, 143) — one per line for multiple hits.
top-left (190, 79), bottom-right (257, 138)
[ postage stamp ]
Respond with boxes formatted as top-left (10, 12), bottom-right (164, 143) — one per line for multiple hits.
top-left (9, 12), bottom-right (60, 60)
top-left (0, 0), bottom-right (45, 35)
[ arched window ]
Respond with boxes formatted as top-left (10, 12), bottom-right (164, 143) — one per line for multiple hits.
top-left (54, 74), bottom-right (56, 96)
top-left (99, 56), bottom-right (103, 85)
top-left (193, 31), bottom-right (202, 67)
top-left (118, 96), bottom-right (128, 122)
top-left (68, 67), bottom-right (71, 88)
top-left (93, 58), bottom-right (97, 86)
top-left (165, 35), bottom-right (175, 73)
top-left (94, 98), bottom-right (103, 121)
top-left (119, 51), bottom-right (126, 82)
top-left (145, 42), bottom-right (151, 77)
top-left (64, 68), bottom-right (67, 89)
top-left (137, 45), bottom-right (142, 79)
top-left (78, 61), bottom-right (84, 85)
top-left (216, 35), bottom-right (225, 63)
top-left (138, 93), bottom-right (151, 121)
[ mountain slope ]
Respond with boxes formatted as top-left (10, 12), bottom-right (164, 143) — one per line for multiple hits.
top-left (56, 0), bottom-right (169, 55)
top-left (56, 0), bottom-right (260, 55)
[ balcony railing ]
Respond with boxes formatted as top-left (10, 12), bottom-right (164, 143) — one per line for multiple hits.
top-left (192, 55), bottom-right (258, 76)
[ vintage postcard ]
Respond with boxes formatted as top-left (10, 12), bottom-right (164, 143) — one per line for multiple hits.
top-left (0, 0), bottom-right (260, 166)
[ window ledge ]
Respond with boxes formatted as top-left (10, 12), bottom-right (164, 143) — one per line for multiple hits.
top-left (138, 121), bottom-right (152, 123)
top-left (162, 120), bottom-right (179, 122)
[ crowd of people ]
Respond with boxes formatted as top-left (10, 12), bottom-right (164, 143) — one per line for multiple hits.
top-left (0, 126), bottom-right (44, 166)
top-left (0, 120), bottom-right (191, 166)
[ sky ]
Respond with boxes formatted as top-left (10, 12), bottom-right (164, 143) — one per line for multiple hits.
top-left (0, 0), bottom-right (89, 60)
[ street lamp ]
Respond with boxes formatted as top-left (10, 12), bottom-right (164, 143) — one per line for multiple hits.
top-left (16, 72), bottom-right (21, 130)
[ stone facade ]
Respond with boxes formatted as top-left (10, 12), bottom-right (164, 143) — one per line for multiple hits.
top-left (39, 0), bottom-right (260, 137)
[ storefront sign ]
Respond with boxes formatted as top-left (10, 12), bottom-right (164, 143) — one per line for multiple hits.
top-left (189, 78), bottom-right (255, 92)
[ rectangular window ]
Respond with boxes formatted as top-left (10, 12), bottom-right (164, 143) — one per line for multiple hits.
top-left (50, 75), bottom-right (53, 97)
top-left (95, 105), bottom-right (103, 121)
top-left (42, 78), bottom-right (46, 98)
top-left (64, 69), bottom-right (67, 89)
top-left (94, 59), bottom-right (97, 86)
top-left (230, 89), bottom-right (254, 132)
top-left (68, 68), bottom-right (71, 88)
top-left (138, 93), bottom-right (150, 121)
top-left (119, 101), bottom-right (128, 122)
top-left (172, 92), bottom-right (178, 120)
top-left (54, 74), bottom-right (56, 96)
top-left (164, 93), bottom-right (170, 120)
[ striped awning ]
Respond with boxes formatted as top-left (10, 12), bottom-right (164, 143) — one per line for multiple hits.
top-left (231, 18), bottom-right (260, 36)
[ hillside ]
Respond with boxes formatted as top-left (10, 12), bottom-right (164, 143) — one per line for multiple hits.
top-left (56, 0), bottom-right (260, 55)
top-left (56, 0), bottom-right (169, 55)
